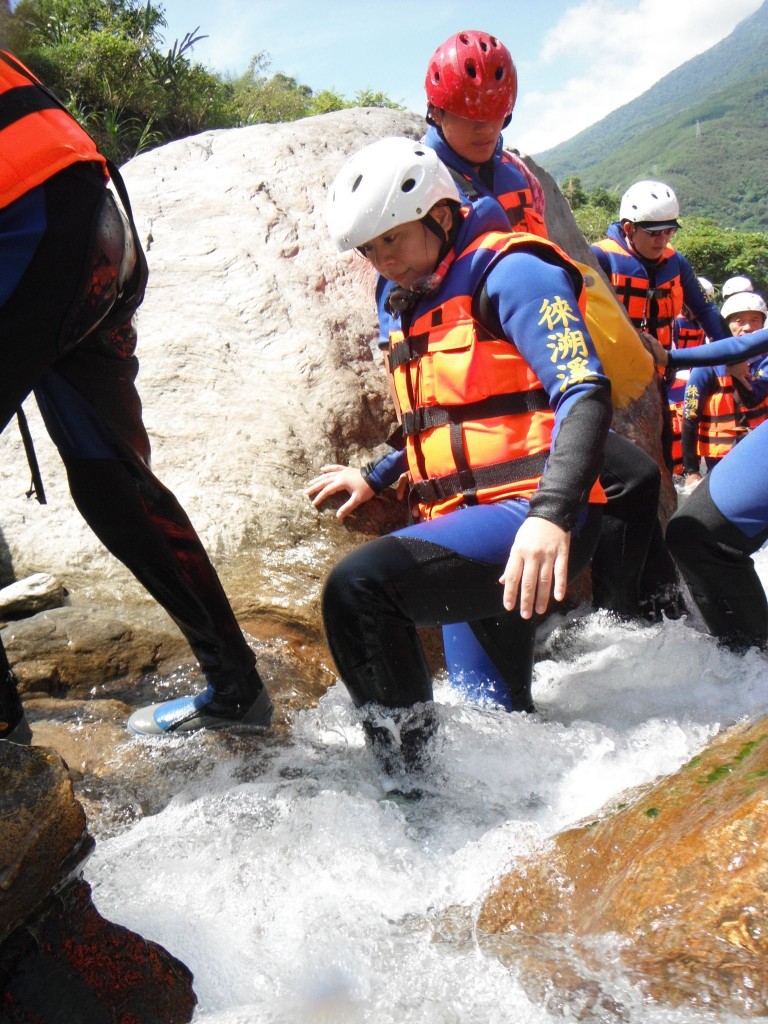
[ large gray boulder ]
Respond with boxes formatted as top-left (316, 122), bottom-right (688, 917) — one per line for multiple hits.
top-left (0, 108), bottom-right (425, 623)
top-left (0, 106), bottom-right (663, 636)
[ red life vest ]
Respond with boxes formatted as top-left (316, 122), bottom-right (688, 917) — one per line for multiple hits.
top-left (0, 50), bottom-right (107, 208)
top-left (389, 230), bottom-right (603, 520)
top-left (744, 401), bottom-right (768, 430)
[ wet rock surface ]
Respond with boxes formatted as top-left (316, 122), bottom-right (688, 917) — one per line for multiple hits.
top-left (0, 743), bottom-right (197, 1023)
top-left (476, 715), bottom-right (768, 1019)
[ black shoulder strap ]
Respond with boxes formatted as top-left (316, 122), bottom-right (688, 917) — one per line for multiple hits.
top-left (446, 164), bottom-right (480, 202)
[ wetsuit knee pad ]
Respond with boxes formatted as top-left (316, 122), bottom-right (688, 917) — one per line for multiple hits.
top-left (601, 432), bottom-right (660, 505)
top-left (322, 535), bottom-right (441, 621)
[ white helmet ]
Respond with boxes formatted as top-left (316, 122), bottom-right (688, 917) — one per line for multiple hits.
top-left (326, 137), bottom-right (460, 252)
top-left (697, 276), bottom-right (714, 301)
top-left (721, 275), bottom-right (754, 300)
top-left (619, 180), bottom-right (680, 226)
top-left (721, 291), bottom-right (767, 322)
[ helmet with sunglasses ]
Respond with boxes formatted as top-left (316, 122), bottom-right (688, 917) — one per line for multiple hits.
top-left (425, 30), bottom-right (518, 122)
top-left (325, 137), bottom-right (460, 252)
top-left (619, 180), bottom-right (680, 228)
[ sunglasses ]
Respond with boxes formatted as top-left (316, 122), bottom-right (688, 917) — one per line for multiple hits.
top-left (637, 225), bottom-right (678, 237)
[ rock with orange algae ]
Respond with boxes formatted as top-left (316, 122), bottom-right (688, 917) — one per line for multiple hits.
top-left (476, 715), bottom-right (768, 1019)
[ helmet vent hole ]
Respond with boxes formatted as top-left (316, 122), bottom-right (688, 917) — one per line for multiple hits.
top-left (458, 33), bottom-right (470, 44)
top-left (401, 177), bottom-right (417, 193)
top-left (495, 68), bottom-right (504, 81)
top-left (465, 61), bottom-right (477, 79)
top-left (351, 174), bottom-right (363, 193)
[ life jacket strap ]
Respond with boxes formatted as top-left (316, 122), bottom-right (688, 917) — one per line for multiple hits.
top-left (400, 389), bottom-right (550, 437)
top-left (409, 450), bottom-right (549, 506)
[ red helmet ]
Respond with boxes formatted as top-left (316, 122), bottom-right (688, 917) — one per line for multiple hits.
top-left (425, 30), bottom-right (517, 122)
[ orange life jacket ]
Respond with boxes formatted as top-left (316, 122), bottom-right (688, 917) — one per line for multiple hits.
top-left (495, 183), bottom-right (547, 238)
top-left (675, 318), bottom-right (705, 349)
top-left (388, 230), bottom-right (603, 520)
top-left (694, 376), bottom-right (748, 459)
top-left (744, 401), bottom-right (768, 430)
top-left (667, 369), bottom-right (690, 475)
top-left (445, 155), bottom-right (547, 239)
top-left (593, 237), bottom-right (683, 351)
top-left (0, 49), bottom-right (107, 208)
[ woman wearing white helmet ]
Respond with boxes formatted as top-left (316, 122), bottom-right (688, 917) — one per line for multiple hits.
top-left (314, 137), bottom-right (612, 778)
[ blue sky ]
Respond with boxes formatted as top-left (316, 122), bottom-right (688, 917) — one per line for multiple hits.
top-left (154, 0), bottom-right (762, 154)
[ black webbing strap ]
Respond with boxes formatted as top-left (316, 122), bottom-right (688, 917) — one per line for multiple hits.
top-left (0, 84), bottom-right (59, 131)
top-left (400, 389), bottom-right (550, 437)
top-left (15, 407), bottom-right (46, 504)
top-left (409, 450), bottom-right (549, 506)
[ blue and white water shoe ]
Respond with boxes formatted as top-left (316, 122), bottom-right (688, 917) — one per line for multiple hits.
top-left (128, 684), bottom-right (274, 736)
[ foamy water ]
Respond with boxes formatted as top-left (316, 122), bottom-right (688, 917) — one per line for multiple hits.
top-left (85, 551), bottom-right (768, 1023)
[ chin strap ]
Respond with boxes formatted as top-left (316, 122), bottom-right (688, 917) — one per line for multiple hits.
top-left (385, 248), bottom-right (458, 315)
top-left (385, 206), bottom-right (461, 315)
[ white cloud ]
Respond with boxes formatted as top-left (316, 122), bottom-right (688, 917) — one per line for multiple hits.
top-left (512, 0), bottom-right (762, 153)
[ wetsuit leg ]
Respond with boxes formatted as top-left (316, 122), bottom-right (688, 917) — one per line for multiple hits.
top-left (443, 528), bottom-right (597, 712)
top-left (442, 619), bottom-right (535, 711)
top-left (34, 335), bottom-right (259, 698)
top-left (666, 426), bottom-right (768, 650)
top-left (1, 163), bottom-right (261, 704)
top-left (322, 501), bottom-right (602, 712)
top-left (591, 431), bottom-right (680, 618)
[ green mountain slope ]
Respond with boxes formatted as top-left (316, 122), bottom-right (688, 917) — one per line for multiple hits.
top-left (534, 1), bottom-right (768, 229)
top-left (576, 72), bottom-right (768, 231)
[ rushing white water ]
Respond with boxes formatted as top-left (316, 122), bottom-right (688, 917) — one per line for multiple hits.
top-left (85, 551), bottom-right (768, 1024)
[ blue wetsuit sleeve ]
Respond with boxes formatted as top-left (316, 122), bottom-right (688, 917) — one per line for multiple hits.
top-left (376, 275), bottom-right (397, 349)
top-left (361, 447), bottom-right (407, 493)
top-left (484, 251), bottom-right (613, 529)
top-left (678, 256), bottom-right (729, 340)
top-left (667, 328), bottom-right (768, 369)
top-left (747, 360), bottom-right (768, 404)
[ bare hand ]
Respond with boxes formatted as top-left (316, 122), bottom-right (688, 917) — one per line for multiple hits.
top-left (305, 464), bottom-right (374, 519)
top-left (499, 517), bottom-right (571, 618)
top-left (639, 331), bottom-right (668, 366)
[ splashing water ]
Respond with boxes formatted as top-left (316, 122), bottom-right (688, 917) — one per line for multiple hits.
top-left (85, 552), bottom-right (768, 1024)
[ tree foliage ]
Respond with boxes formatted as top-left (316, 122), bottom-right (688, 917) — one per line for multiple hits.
top-left (2, 0), bottom-right (401, 162)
